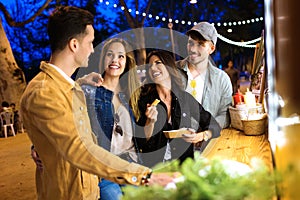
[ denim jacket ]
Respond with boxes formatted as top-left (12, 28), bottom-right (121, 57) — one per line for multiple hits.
top-left (81, 85), bottom-right (143, 163)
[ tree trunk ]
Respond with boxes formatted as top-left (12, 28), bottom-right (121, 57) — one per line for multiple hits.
top-left (119, 0), bottom-right (152, 65)
top-left (0, 18), bottom-right (26, 108)
top-left (133, 28), bottom-right (146, 65)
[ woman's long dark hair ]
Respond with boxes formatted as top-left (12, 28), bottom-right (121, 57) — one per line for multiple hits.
top-left (143, 50), bottom-right (185, 92)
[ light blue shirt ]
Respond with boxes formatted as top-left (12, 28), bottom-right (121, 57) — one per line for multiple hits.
top-left (177, 58), bottom-right (232, 128)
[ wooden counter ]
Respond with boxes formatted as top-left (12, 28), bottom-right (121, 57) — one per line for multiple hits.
top-left (202, 128), bottom-right (273, 170)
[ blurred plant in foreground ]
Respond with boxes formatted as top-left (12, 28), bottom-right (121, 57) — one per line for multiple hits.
top-left (122, 153), bottom-right (281, 200)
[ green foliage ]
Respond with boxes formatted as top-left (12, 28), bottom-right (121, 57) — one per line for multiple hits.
top-left (122, 154), bottom-right (280, 200)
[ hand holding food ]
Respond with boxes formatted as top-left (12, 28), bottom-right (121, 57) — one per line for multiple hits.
top-left (182, 130), bottom-right (210, 143)
top-left (163, 128), bottom-right (193, 138)
top-left (146, 99), bottom-right (159, 124)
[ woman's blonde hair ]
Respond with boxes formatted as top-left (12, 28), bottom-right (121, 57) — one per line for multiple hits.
top-left (98, 38), bottom-right (141, 120)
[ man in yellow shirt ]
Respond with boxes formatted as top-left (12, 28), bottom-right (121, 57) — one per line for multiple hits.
top-left (20, 6), bottom-right (153, 200)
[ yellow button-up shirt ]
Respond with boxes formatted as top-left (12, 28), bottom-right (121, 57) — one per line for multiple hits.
top-left (20, 61), bottom-right (151, 200)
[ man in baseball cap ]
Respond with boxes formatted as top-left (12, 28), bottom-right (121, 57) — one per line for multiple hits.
top-left (176, 22), bottom-right (232, 129)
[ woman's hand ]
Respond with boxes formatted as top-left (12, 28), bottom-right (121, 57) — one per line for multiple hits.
top-left (145, 103), bottom-right (158, 124)
top-left (144, 104), bottom-right (158, 140)
top-left (77, 72), bottom-right (104, 86)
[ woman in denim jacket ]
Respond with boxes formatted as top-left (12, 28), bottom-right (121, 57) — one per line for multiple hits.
top-left (82, 38), bottom-right (142, 200)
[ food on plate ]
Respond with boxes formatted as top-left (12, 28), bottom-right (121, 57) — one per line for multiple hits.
top-left (163, 128), bottom-right (192, 138)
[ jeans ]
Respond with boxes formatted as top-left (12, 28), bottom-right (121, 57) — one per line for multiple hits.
top-left (99, 179), bottom-right (122, 200)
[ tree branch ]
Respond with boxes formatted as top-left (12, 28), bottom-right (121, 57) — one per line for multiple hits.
top-left (140, 0), bottom-right (152, 25)
top-left (0, 0), bottom-right (52, 27)
top-left (119, 0), bottom-right (136, 28)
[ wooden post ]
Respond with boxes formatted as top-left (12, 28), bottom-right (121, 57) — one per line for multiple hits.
top-left (267, 0), bottom-right (300, 199)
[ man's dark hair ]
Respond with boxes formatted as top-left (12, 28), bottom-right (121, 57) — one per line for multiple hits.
top-left (47, 6), bottom-right (94, 52)
top-left (1, 101), bottom-right (9, 107)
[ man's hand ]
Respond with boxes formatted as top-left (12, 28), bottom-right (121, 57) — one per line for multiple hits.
top-left (77, 72), bottom-right (104, 86)
top-left (31, 147), bottom-right (43, 172)
top-left (182, 129), bottom-right (211, 143)
top-left (147, 172), bottom-right (179, 187)
top-left (182, 132), bottom-right (203, 143)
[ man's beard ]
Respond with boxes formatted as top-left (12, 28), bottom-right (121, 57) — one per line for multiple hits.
top-left (188, 54), bottom-right (202, 66)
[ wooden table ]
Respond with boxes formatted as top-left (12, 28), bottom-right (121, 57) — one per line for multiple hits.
top-left (201, 128), bottom-right (274, 170)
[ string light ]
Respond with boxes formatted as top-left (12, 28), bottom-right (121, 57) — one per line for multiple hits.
top-left (98, 0), bottom-right (264, 27)
top-left (98, 0), bottom-right (263, 48)
top-left (217, 34), bottom-right (261, 48)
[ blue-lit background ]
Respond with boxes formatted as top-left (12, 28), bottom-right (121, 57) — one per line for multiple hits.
top-left (0, 0), bottom-right (264, 82)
